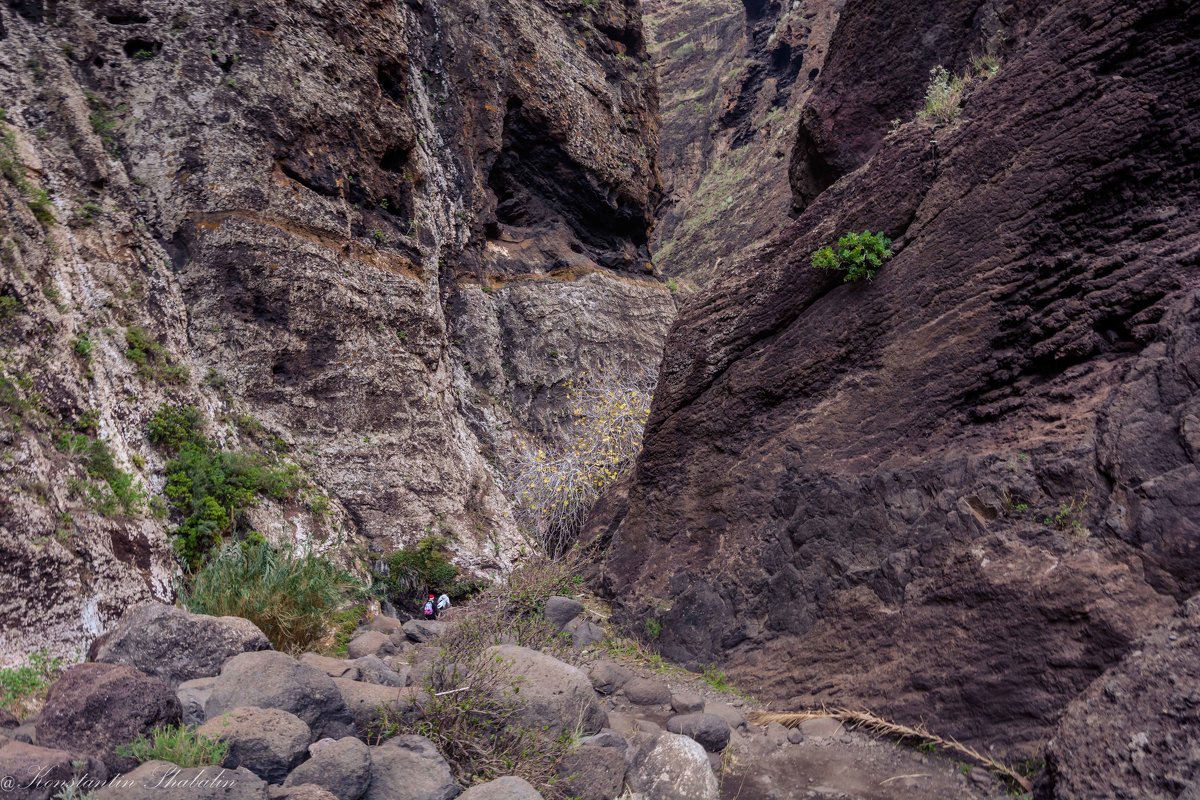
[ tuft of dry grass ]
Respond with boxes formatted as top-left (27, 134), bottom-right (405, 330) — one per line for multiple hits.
top-left (748, 708), bottom-right (1032, 792)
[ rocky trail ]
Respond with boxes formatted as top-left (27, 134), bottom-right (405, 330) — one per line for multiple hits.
top-left (0, 595), bottom-right (1011, 800)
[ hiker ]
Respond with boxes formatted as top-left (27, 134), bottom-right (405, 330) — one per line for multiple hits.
top-left (422, 593), bottom-right (437, 619)
top-left (437, 593), bottom-right (451, 613)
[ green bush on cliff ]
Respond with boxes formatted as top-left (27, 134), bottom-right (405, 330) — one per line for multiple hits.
top-left (378, 536), bottom-right (459, 610)
top-left (180, 540), bottom-right (363, 653)
top-left (810, 230), bottom-right (893, 282)
top-left (56, 431), bottom-right (146, 516)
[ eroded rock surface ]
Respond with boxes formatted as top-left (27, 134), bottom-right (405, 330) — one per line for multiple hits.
top-left (600, 0), bottom-right (1200, 756)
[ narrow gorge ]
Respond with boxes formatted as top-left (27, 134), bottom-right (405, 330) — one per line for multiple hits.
top-left (1, 0), bottom-right (1198, 798)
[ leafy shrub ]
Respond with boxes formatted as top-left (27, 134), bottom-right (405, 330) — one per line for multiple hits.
top-left (918, 65), bottom-right (971, 124)
top-left (0, 294), bottom-right (19, 324)
top-left (0, 650), bottom-right (63, 718)
top-left (147, 404), bottom-right (205, 451)
top-left (180, 540), bottom-right (363, 653)
top-left (378, 536), bottom-right (459, 611)
top-left (115, 724), bottom-right (227, 768)
top-left (124, 326), bottom-right (188, 384)
top-left (810, 230), bottom-right (893, 282)
top-left (165, 443), bottom-right (302, 568)
top-left (510, 369), bottom-right (654, 556)
top-left (55, 432), bottom-right (145, 516)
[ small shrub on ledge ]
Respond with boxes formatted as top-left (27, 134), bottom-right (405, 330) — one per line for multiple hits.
top-left (810, 230), bottom-right (893, 282)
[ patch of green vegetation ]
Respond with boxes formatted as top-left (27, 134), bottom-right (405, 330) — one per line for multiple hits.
top-left (125, 326), bottom-right (189, 384)
top-left (76, 201), bottom-right (102, 224)
top-left (85, 92), bottom-right (128, 155)
top-left (147, 403), bottom-right (205, 451)
top-left (116, 724), bottom-right (228, 768)
top-left (811, 230), bottom-right (893, 283)
top-left (0, 650), bottom-right (63, 718)
top-left (180, 540), bottom-right (363, 653)
top-left (71, 332), bottom-right (93, 360)
top-left (327, 604), bottom-right (368, 656)
top-left (644, 618), bottom-right (662, 639)
top-left (700, 665), bottom-right (735, 693)
top-left (56, 431), bottom-right (145, 516)
top-left (1, 123), bottom-right (55, 226)
top-left (0, 294), bottom-right (19, 326)
top-left (1044, 493), bottom-right (1089, 536)
top-left (378, 535), bottom-right (459, 611)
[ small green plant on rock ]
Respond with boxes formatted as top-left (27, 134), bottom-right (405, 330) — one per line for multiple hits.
top-left (644, 618), bottom-right (662, 639)
top-left (115, 724), bottom-right (227, 768)
top-left (810, 230), bottom-right (893, 282)
top-left (378, 536), bottom-right (459, 611)
top-left (918, 65), bottom-right (970, 124)
top-left (56, 432), bottom-right (145, 516)
top-left (125, 326), bottom-right (189, 384)
top-left (0, 650), bottom-right (63, 718)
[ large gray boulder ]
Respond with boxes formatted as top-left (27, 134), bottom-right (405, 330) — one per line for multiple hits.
top-left (588, 662), bottom-right (632, 695)
top-left (458, 776), bottom-right (542, 800)
top-left (332, 679), bottom-right (423, 733)
top-left (284, 737), bottom-right (372, 800)
top-left (623, 677), bottom-right (671, 706)
top-left (198, 707), bottom-right (311, 782)
top-left (627, 733), bottom-right (718, 800)
top-left (543, 596), bottom-right (584, 630)
top-left (0, 739), bottom-right (107, 800)
top-left (88, 602), bottom-right (270, 688)
top-left (178, 677), bottom-right (216, 726)
top-left (666, 713), bottom-right (731, 752)
top-left (36, 663), bottom-right (181, 773)
top-left (484, 646), bottom-right (606, 736)
top-left (555, 744), bottom-right (625, 800)
top-left (402, 619), bottom-right (446, 643)
top-left (206, 651), bottom-right (354, 741)
top-left (365, 735), bottom-right (459, 800)
top-left (352, 655), bottom-right (409, 687)
top-left (346, 631), bottom-right (395, 659)
top-left (301, 653), bottom-right (362, 680)
top-left (93, 761), bottom-right (267, 799)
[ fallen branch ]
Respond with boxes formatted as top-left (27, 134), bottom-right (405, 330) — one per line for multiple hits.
top-left (747, 707), bottom-right (1032, 793)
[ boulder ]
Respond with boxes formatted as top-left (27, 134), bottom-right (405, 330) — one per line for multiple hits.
top-left (579, 729), bottom-right (627, 751)
top-left (458, 776), bottom-right (542, 800)
top-left (402, 620), bottom-right (446, 644)
top-left (198, 707), bottom-right (311, 782)
top-left (588, 662), bottom-right (632, 695)
top-left (543, 596), bottom-right (584, 630)
top-left (346, 632), bottom-right (395, 659)
top-left (332, 679), bottom-right (422, 733)
top-left (0, 738), bottom-right (107, 800)
top-left (284, 737), bottom-right (371, 800)
top-left (178, 677), bottom-right (216, 726)
top-left (563, 617), bottom-right (604, 651)
top-left (88, 602), bottom-right (270, 688)
top-left (93, 760), bottom-right (267, 799)
top-left (627, 733), bottom-right (718, 800)
top-left (36, 663), bottom-right (181, 773)
top-left (623, 677), bottom-right (671, 706)
top-left (555, 744), bottom-right (625, 800)
top-left (703, 702), bottom-right (746, 731)
top-left (352, 655), bottom-right (409, 687)
top-left (484, 646), bottom-right (606, 735)
top-left (670, 691), bottom-right (704, 715)
top-left (300, 653), bottom-right (361, 681)
top-left (365, 735), bottom-right (459, 800)
top-left (206, 651), bottom-right (355, 741)
top-left (666, 713), bottom-right (730, 752)
top-left (361, 616), bottom-right (405, 636)
top-left (269, 786), bottom-right (341, 800)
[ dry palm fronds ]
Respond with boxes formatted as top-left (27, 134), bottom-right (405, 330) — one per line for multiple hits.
top-left (748, 708), bottom-right (1032, 793)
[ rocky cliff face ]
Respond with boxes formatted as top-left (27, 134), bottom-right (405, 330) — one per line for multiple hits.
top-left (599, 0), bottom-right (1199, 760)
top-left (0, 0), bottom-right (672, 662)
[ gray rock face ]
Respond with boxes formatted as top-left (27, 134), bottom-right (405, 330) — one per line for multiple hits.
top-left (666, 713), bottom-right (731, 752)
top-left (206, 652), bottom-right (354, 741)
top-left (198, 707), bottom-right (311, 783)
top-left (402, 620), bottom-right (447, 644)
top-left (457, 777), bottom-right (542, 800)
top-left (93, 761), bottom-right (267, 800)
top-left (178, 677), bottom-right (217, 726)
top-left (301, 654), bottom-right (362, 681)
top-left (555, 745), bottom-right (626, 800)
top-left (623, 677), bottom-right (671, 706)
top-left (628, 734), bottom-right (719, 800)
top-left (366, 735), bottom-right (459, 800)
top-left (484, 645), bottom-right (607, 735)
top-left (670, 692), bottom-right (705, 715)
top-left (588, 662), bottom-right (633, 695)
top-left (544, 596), bottom-right (585, 630)
top-left (346, 631), bottom-right (395, 660)
top-left (0, 739), bottom-right (107, 800)
top-left (332, 679), bottom-right (423, 733)
top-left (88, 603), bottom-right (271, 688)
top-left (564, 617), bottom-right (604, 651)
top-left (352, 655), bottom-right (409, 688)
top-left (284, 737), bottom-right (372, 800)
top-left (36, 663), bottom-right (181, 773)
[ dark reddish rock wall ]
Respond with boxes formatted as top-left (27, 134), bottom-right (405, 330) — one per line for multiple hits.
top-left (598, 0), bottom-right (1200, 757)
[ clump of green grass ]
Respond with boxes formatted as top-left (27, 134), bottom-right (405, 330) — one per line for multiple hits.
top-left (1, 123), bottom-right (55, 226)
top-left (115, 724), bottom-right (228, 768)
top-left (147, 403), bottom-right (204, 451)
top-left (56, 432), bottom-right (145, 516)
top-left (180, 540), bottom-right (363, 653)
top-left (0, 294), bottom-right (19, 325)
top-left (0, 650), bottom-right (63, 719)
top-left (644, 618), bottom-right (662, 639)
top-left (918, 65), bottom-right (971, 124)
top-left (125, 327), bottom-right (189, 384)
top-left (811, 230), bottom-right (893, 282)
